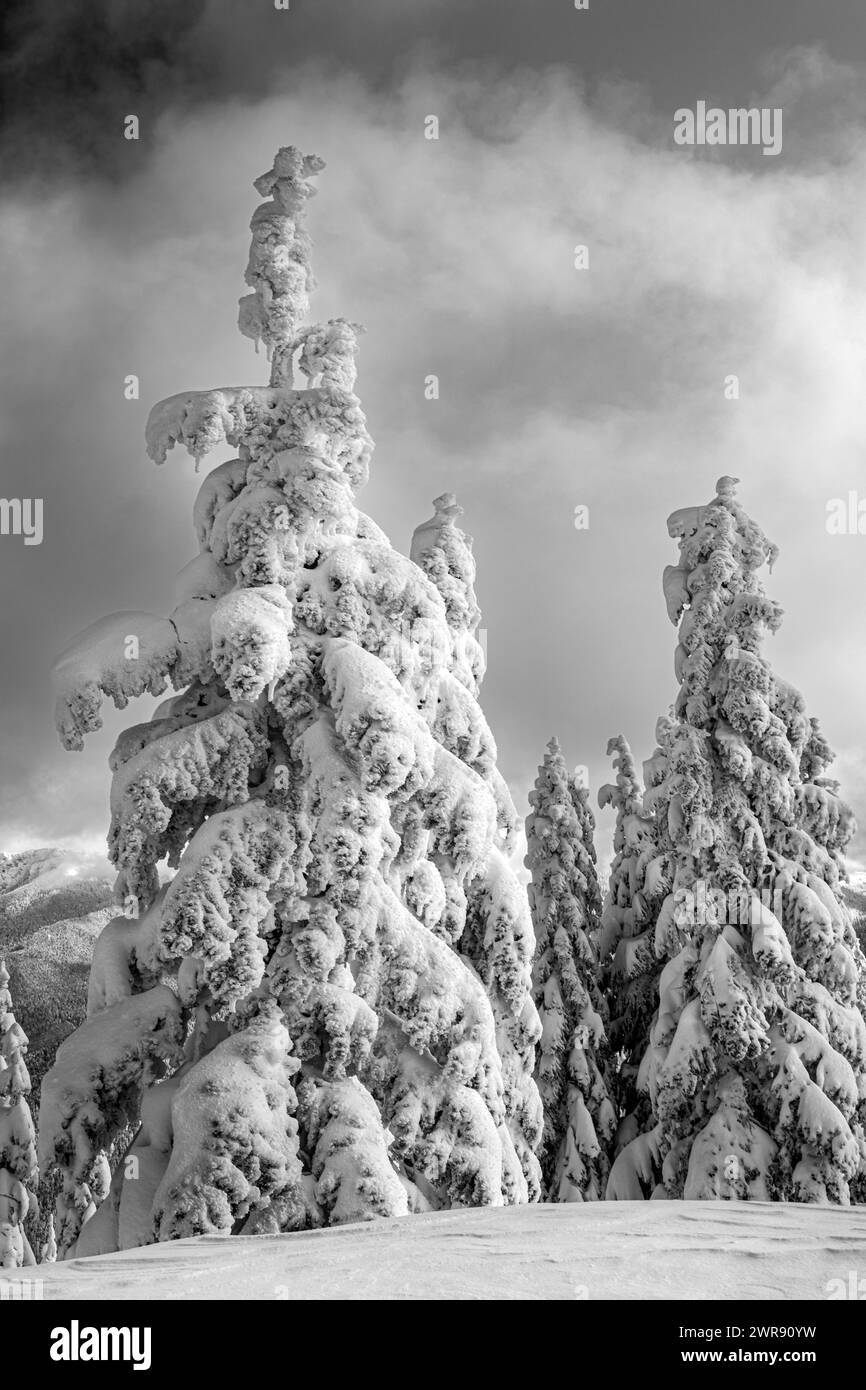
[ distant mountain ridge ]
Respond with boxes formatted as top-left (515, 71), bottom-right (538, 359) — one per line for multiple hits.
top-left (842, 871), bottom-right (866, 952)
top-left (0, 847), bottom-right (115, 1103)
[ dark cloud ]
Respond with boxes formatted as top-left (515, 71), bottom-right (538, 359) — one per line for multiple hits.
top-left (4, 0), bottom-right (865, 183)
top-left (0, 0), bottom-right (205, 177)
top-left (0, 0), bottom-right (460, 179)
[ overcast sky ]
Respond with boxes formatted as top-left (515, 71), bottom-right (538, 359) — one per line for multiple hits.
top-left (2, 0), bottom-right (866, 878)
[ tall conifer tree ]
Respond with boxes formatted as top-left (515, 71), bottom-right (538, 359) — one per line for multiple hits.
top-left (611, 477), bottom-right (866, 1202)
top-left (526, 740), bottom-right (614, 1199)
top-left (42, 147), bottom-right (542, 1256)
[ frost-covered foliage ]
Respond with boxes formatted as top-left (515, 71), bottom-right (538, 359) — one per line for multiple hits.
top-left (526, 741), bottom-right (614, 1200)
top-left (0, 962), bottom-right (39, 1267)
top-left (153, 1004), bottom-right (303, 1239)
top-left (412, 493), bottom-right (540, 1190)
top-left (597, 733), bottom-right (672, 1195)
top-left (411, 493), bottom-right (485, 695)
top-left (611, 477), bottom-right (866, 1204)
top-left (42, 146), bottom-right (541, 1253)
top-left (39, 987), bottom-right (185, 1254)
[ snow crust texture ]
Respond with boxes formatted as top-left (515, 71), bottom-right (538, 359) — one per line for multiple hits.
top-left (36, 1201), bottom-right (866, 1302)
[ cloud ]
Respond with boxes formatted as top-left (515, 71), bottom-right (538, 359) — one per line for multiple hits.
top-left (1, 47), bottom-right (866, 869)
top-left (0, 0), bottom-right (469, 181)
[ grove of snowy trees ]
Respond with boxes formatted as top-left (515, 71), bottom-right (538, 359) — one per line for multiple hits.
top-left (31, 149), bottom-right (866, 1258)
top-left (0, 962), bottom-right (40, 1267)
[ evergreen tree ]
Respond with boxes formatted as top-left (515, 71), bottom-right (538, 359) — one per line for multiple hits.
top-left (525, 739), bottom-right (614, 1199)
top-left (611, 476), bottom-right (866, 1202)
top-left (412, 494), bottom-right (543, 1187)
top-left (0, 961), bottom-right (39, 1267)
top-left (42, 145), bottom-right (541, 1256)
top-left (598, 736), bottom-right (656, 1124)
top-left (597, 733), bottom-right (673, 1196)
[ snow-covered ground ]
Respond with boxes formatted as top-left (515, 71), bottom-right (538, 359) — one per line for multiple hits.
top-left (33, 1201), bottom-right (866, 1301)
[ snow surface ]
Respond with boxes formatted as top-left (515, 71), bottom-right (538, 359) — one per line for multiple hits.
top-left (32, 1201), bottom-right (866, 1300)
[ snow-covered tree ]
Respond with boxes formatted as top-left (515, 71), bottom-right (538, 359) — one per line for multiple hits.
top-left (525, 739), bottom-right (615, 1200)
top-left (598, 737), bottom-right (655, 1123)
top-left (42, 145), bottom-right (541, 1255)
top-left (611, 476), bottom-right (866, 1203)
top-left (412, 493), bottom-right (542, 1188)
top-left (0, 961), bottom-right (39, 1267)
top-left (596, 734), bottom-right (673, 1195)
